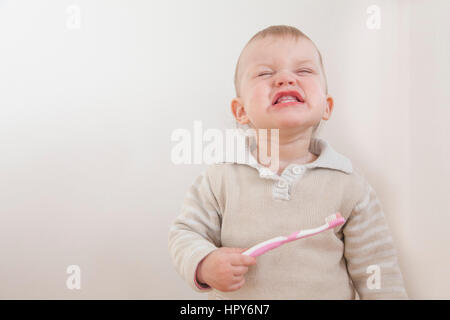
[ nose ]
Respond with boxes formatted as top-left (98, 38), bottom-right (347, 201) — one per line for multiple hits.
top-left (274, 70), bottom-right (296, 87)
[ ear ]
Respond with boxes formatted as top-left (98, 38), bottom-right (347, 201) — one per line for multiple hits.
top-left (231, 97), bottom-right (250, 124)
top-left (322, 95), bottom-right (334, 120)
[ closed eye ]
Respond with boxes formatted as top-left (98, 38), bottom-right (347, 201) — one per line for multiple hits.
top-left (257, 72), bottom-right (272, 77)
top-left (296, 69), bottom-right (313, 74)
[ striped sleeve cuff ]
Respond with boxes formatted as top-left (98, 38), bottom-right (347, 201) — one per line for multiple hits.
top-left (343, 180), bottom-right (408, 299)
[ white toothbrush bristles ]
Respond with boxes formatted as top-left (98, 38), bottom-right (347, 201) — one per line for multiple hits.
top-left (325, 212), bottom-right (343, 226)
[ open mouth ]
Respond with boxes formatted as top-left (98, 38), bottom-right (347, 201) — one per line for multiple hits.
top-left (274, 96), bottom-right (302, 105)
top-left (272, 90), bottom-right (305, 106)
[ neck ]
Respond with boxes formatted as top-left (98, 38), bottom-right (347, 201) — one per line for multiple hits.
top-left (252, 128), bottom-right (318, 175)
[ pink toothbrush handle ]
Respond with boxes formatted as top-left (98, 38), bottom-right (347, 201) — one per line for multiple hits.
top-left (242, 214), bottom-right (345, 258)
top-left (246, 240), bottom-right (284, 257)
top-left (242, 232), bottom-right (301, 257)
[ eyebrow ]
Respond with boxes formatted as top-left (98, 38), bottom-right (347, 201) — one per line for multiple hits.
top-left (251, 59), bottom-right (316, 69)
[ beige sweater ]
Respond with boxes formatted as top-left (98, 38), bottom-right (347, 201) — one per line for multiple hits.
top-left (168, 137), bottom-right (408, 299)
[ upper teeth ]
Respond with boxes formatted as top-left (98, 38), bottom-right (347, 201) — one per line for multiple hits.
top-left (277, 95), bottom-right (299, 103)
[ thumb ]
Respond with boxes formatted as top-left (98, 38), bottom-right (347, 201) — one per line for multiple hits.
top-left (225, 247), bottom-right (247, 254)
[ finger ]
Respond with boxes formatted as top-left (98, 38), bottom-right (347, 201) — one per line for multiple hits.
top-left (231, 253), bottom-right (257, 266)
top-left (228, 278), bottom-right (245, 291)
top-left (232, 266), bottom-right (248, 276)
top-left (223, 247), bottom-right (246, 254)
top-left (232, 274), bottom-right (244, 282)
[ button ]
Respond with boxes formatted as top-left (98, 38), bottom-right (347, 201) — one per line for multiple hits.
top-left (292, 166), bottom-right (304, 175)
top-left (277, 180), bottom-right (288, 188)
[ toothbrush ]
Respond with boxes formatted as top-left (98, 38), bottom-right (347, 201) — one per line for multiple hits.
top-left (242, 213), bottom-right (346, 257)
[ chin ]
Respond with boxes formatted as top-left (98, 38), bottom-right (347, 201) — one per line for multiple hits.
top-left (274, 117), bottom-right (308, 129)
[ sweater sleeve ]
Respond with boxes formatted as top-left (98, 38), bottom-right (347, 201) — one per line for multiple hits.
top-left (168, 168), bottom-right (222, 292)
top-left (343, 179), bottom-right (408, 299)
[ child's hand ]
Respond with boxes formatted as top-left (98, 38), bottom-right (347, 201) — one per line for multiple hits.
top-left (196, 247), bottom-right (257, 292)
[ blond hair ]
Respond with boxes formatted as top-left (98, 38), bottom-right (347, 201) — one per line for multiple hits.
top-left (233, 25), bottom-right (327, 138)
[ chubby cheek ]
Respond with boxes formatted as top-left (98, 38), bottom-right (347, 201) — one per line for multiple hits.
top-left (303, 79), bottom-right (326, 109)
top-left (246, 84), bottom-right (271, 113)
top-left (251, 84), bottom-right (270, 104)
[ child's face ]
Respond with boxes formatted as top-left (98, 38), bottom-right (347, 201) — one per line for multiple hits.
top-left (232, 36), bottom-right (333, 132)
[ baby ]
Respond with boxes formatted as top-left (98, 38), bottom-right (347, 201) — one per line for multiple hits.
top-left (168, 25), bottom-right (408, 299)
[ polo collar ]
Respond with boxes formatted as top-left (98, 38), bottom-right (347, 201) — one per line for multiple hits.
top-left (307, 137), bottom-right (353, 174)
top-left (217, 131), bottom-right (353, 175)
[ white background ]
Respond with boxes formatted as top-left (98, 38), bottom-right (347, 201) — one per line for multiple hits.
top-left (0, 0), bottom-right (449, 299)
